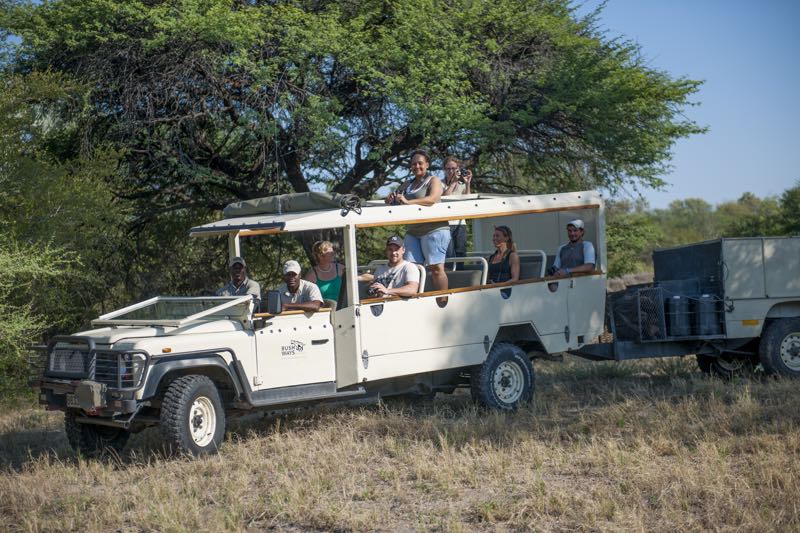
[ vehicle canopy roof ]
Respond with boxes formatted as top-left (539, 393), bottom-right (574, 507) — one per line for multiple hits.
top-left (189, 190), bottom-right (603, 237)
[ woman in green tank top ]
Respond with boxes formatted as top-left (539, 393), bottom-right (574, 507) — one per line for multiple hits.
top-left (304, 240), bottom-right (345, 304)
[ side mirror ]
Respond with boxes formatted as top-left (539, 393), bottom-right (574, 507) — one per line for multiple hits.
top-left (265, 290), bottom-right (283, 315)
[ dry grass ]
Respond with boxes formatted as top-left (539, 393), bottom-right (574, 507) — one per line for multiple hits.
top-left (2, 356), bottom-right (799, 532)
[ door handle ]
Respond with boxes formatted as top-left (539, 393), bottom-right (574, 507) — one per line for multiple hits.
top-left (311, 339), bottom-right (329, 345)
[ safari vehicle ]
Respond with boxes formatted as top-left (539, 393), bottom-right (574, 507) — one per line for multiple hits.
top-left (34, 190), bottom-right (800, 456)
top-left (34, 190), bottom-right (609, 456)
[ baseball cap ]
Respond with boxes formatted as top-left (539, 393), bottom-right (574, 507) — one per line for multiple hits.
top-left (386, 235), bottom-right (404, 247)
top-left (283, 260), bottom-right (301, 275)
top-left (229, 256), bottom-right (246, 267)
top-left (567, 219), bottom-right (584, 230)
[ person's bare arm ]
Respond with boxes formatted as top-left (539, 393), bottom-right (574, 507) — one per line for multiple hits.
top-left (371, 280), bottom-right (419, 297)
top-left (463, 170), bottom-right (472, 194)
top-left (509, 252), bottom-right (520, 282)
top-left (283, 300), bottom-right (322, 312)
top-left (443, 179), bottom-right (459, 196)
top-left (555, 263), bottom-right (595, 277)
top-left (396, 178), bottom-right (443, 206)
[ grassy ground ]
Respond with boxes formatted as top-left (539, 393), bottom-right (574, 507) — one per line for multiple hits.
top-left (2, 356), bottom-right (799, 532)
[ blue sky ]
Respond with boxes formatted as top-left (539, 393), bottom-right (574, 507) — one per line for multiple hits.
top-left (580, 0), bottom-right (800, 208)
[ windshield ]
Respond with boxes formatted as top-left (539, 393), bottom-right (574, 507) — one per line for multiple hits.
top-left (92, 296), bottom-right (252, 326)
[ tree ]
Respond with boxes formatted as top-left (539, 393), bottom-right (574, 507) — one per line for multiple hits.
top-left (605, 198), bottom-right (660, 276)
top-left (715, 192), bottom-right (782, 238)
top-left (4, 0), bottom-right (703, 221)
top-left (778, 182), bottom-right (800, 235)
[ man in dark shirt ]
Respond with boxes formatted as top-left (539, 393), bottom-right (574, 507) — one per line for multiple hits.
top-left (216, 256), bottom-right (261, 306)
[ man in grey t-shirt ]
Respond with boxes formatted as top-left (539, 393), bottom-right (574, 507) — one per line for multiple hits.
top-left (217, 256), bottom-right (261, 306)
top-left (366, 236), bottom-right (421, 297)
top-left (277, 260), bottom-right (323, 312)
top-left (552, 219), bottom-right (596, 278)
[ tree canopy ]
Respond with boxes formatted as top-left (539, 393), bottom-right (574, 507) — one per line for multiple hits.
top-left (4, 0), bottom-right (703, 223)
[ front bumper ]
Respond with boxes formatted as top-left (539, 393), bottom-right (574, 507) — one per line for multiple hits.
top-left (37, 378), bottom-right (140, 414)
top-left (35, 336), bottom-right (150, 416)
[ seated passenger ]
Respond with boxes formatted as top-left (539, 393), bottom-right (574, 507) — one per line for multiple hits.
top-left (216, 256), bottom-right (261, 307)
top-left (361, 236), bottom-right (420, 297)
top-left (278, 260), bottom-right (323, 312)
top-left (487, 226), bottom-right (520, 283)
top-left (304, 240), bottom-right (345, 305)
top-left (552, 219), bottom-right (596, 278)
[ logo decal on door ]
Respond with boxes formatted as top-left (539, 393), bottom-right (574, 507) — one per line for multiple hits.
top-left (281, 340), bottom-right (306, 358)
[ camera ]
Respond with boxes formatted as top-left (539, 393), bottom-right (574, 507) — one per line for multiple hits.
top-left (457, 168), bottom-right (469, 183)
top-left (367, 285), bottom-right (379, 297)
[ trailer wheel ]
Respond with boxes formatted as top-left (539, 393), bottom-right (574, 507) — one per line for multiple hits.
top-left (696, 354), bottom-right (754, 379)
top-left (65, 411), bottom-right (130, 457)
top-left (759, 318), bottom-right (800, 377)
top-left (160, 375), bottom-right (226, 456)
top-left (472, 343), bottom-right (534, 410)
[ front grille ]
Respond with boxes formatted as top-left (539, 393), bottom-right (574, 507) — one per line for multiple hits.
top-left (49, 346), bottom-right (90, 377)
top-left (94, 351), bottom-right (147, 389)
top-left (44, 337), bottom-right (149, 390)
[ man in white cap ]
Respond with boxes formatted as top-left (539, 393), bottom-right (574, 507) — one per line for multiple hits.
top-left (552, 219), bottom-right (596, 278)
top-left (278, 260), bottom-right (323, 312)
top-left (217, 256), bottom-right (261, 305)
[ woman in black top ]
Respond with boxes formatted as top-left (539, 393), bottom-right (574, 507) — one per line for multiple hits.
top-left (487, 226), bottom-right (520, 283)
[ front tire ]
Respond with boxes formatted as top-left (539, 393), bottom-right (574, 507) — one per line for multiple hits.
top-left (472, 342), bottom-right (534, 410)
top-left (759, 318), bottom-right (800, 377)
top-left (64, 411), bottom-right (130, 457)
top-left (160, 375), bottom-right (226, 456)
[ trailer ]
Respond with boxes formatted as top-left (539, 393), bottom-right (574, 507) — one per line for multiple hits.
top-left (573, 237), bottom-right (800, 378)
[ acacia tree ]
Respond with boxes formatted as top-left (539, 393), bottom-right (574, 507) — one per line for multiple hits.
top-left (5, 0), bottom-right (702, 215)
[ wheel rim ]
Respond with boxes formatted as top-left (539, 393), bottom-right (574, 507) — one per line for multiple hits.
top-left (492, 361), bottom-right (525, 404)
top-left (779, 332), bottom-right (800, 371)
top-left (189, 396), bottom-right (216, 447)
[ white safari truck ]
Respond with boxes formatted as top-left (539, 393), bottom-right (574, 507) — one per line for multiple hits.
top-left (35, 190), bottom-right (608, 455)
top-left (34, 191), bottom-right (800, 456)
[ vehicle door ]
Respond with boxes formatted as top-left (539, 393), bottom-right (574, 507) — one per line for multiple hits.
top-left (253, 310), bottom-right (335, 391)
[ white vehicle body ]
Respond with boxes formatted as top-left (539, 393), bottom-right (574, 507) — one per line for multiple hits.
top-left (37, 190), bottom-right (608, 455)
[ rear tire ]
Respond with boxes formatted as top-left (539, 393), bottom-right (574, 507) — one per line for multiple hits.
top-left (472, 343), bottom-right (534, 410)
top-left (759, 318), bottom-right (800, 377)
top-left (160, 375), bottom-right (226, 456)
top-left (64, 411), bottom-right (130, 457)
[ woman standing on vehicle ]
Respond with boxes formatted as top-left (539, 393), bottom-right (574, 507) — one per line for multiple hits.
top-left (385, 150), bottom-right (450, 292)
top-left (304, 240), bottom-right (345, 304)
top-left (487, 225), bottom-right (520, 283)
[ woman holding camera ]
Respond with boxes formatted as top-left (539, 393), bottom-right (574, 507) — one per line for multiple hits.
top-left (442, 156), bottom-right (472, 258)
top-left (385, 149), bottom-right (450, 292)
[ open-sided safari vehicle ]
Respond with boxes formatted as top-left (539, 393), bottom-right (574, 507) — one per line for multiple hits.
top-left (35, 190), bottom-right (608, 456)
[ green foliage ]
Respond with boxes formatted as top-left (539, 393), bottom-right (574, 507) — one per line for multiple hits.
top-left (605, 199), bottom-right (660, 277)
top-left (0, 241), bottom-right (77, 396)
top-left (4, 0), bottom-right (703, 214)
top-left (606, 185), bottom-right (799, 277)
